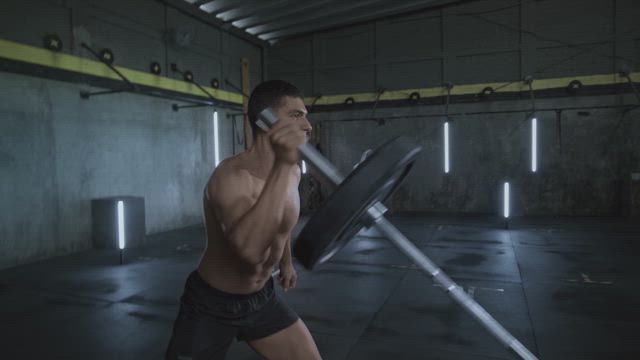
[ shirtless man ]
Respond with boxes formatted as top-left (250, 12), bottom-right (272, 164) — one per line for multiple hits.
top-left (165, 80), bottom-right (322, 360)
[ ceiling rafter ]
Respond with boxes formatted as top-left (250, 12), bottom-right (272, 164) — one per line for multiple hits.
top-left (216, 0), bottom-right (295, 23)
top-left (261, 0), bottom-right (451, 41)
top-left (178, 0), bottom-right (465, 44)
top-left (247, 0), bottom-right (388, 36)
top-left (233, 0), bottom-right (338, 30)
top-left (199, 0), bottom-right (253, 14)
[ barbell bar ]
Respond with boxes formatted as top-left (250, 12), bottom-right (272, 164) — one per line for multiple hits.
top-left (258, 108), bottom-right (538, 360)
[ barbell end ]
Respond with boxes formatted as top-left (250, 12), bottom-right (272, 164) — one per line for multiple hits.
top-left (257, 108), bottom-right (279, 130)
top-left (362, 202), bottom-right (388, 228)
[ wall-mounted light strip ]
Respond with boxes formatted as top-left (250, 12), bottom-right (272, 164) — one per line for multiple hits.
top-left (214, 111), bottom-right (220, 167)
top-left (117, 200), bottom-right (125, 250)
top-left (503, 182), bottom-right (510, 219)
top-left (444, 121), bottom-right (450, 174)
top-left (531, 117), bottom-right (537, 172)
top-left (302, 160), bottom-right (307, 174)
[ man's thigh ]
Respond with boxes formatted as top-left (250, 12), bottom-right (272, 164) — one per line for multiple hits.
top-left (247, 319), bottom-right (321, 360)
top-left (165, 310), bottom-right (238, 360)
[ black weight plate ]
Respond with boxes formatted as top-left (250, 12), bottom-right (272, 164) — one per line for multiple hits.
top-left (294, 136), bottom-right (422, 269)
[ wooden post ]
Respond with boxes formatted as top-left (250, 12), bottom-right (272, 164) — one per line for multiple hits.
top-left (241, 57), bottom-right (252, 149)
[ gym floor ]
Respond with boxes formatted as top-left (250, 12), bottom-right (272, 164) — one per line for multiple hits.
top-left (2, 214), bottom-right (638, 360)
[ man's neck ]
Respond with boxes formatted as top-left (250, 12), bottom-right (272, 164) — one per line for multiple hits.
top-left (245, 134), bottom-right (276, 179)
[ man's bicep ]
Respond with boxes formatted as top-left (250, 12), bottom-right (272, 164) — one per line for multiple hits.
top-left (215, 194), bottom-right (254, 234)
top-left (210, 172), bottom-right (254, 234)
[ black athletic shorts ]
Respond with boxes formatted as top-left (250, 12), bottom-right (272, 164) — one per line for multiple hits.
top-left (165, 270), bottom-right (299, 360)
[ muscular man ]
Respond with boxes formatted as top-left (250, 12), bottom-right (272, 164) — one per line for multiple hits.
top-left (166, 80), bottom-right (321, 360)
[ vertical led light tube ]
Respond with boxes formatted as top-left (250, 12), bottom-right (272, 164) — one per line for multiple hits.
top-left (302, 160), bottom-right (307, 174)
top-left (503, 182), bottom-right (510, 218)
top-left (214, 111), bottom-right (220, 167)
top-left (444, 121), bottom-right (450, 174)
top-left (117, 200), bottom-right (125, 249)
top-left (531, 117), bottom-right (537, 172)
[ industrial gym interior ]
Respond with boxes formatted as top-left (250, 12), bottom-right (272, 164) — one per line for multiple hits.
top-left (1, 0), bottom-right (639, 359)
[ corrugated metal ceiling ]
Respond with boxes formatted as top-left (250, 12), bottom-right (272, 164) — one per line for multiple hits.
top-left (181, 0), bottom-right (467, 43)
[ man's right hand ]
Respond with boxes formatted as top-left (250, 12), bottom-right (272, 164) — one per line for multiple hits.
top-left (269, 121), bottom-right (307, 165)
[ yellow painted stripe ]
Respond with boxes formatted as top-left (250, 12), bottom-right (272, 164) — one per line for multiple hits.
top-left (0, 38), bottom-right (243, 104)
top-left (306, 72), bottom-right (640, 106)
top-left (2, 38), bottom-right (637, 108)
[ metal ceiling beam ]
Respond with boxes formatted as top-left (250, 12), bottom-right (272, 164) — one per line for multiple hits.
top-left (193, 0), bottom-right (214, 6)
top-left (199, 0), bottom-right (252, 14)
top-left (157, 0), bottom-right (267, 47)
top-left (261, 0), bottom-right (453, 41)
top-left (216, 0), bottom-right (294, 23)
top-left (231, 0), bottom-right (338, 30)
top-left (246, 0), bottom-right (387, 35)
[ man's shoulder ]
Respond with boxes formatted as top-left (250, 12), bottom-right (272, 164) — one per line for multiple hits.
top-left (211, 155), bottom-right (252, 185)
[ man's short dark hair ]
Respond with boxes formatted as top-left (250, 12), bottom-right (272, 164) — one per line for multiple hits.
top-left (247, 80), bottom-right (303, 139)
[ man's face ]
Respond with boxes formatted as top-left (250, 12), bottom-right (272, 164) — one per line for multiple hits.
top-left (273, 96), bottom-right (312, 140)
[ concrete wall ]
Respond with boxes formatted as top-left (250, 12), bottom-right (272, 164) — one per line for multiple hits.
top-left (0, 0), bottom-right (264, 90)
top-left (269, 0), bottom-right (639, 94)
top-left (309, 95), bottom-right (639, 216)
top-left (0, 72), bottom-right (244, 269)
top-left (0, 0), bottom-right (255, 268)
top-left (270, 0), bottom-right (640, 216)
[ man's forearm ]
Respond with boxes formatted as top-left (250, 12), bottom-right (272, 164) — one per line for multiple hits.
top-left (280, 236), bottom-right (292, 265)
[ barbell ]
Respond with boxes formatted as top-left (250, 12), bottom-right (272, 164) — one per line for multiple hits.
top-left (258, 108), bottom-right (539, 360)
